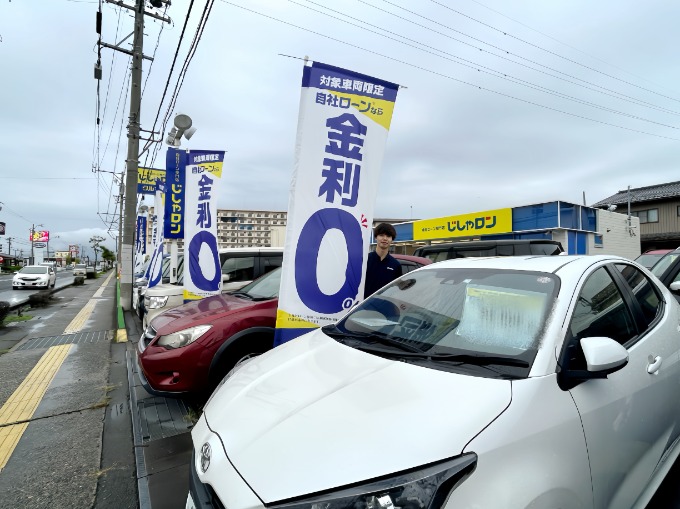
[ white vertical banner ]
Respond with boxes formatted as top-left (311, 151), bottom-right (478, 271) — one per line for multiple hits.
top-left (183, 150), bottom-right (225, 302)
top-left (133, 213), bottom-right (147, 276)
top-left (274, 61), bottom-right (400, 346)
top-left (146, 180), bottom-right (166, 288)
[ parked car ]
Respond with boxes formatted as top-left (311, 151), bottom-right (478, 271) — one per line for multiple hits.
top-left (635, 248), bottom-right (674, 269)
top-left (137, 266), bottom-right (282, 397)
top-left (142, 247), bottom-right (283, 328)
top-left (413, 239), bottom-right (563, 262)
top-left (73, 263), bottom-right (87, 277)
top-left (133, 254), bottom-right (174, 320)
top-left (137, 255), bottom-right (431, 397)
top-left (188, 254), bottom-right (680, 509)
top-left (13, 265), bottom-right (56, 290)
top-left (649, 247), bottom-right (680, 302)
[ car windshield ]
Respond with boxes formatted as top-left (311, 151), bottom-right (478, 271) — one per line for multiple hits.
top-left (232, 267), bottom-right (281, 300)
top-left (651, 252), bottom-right (680, 277)
top-left (328, 268), bottom-right (558, 378)
top-left (636, 253), bottom-right (667, 269)
top-left (20, 267), bottom-right (48, 274)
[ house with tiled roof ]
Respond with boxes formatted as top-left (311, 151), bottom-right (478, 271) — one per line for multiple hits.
top-left (592, 181), bottom-right (680, 250)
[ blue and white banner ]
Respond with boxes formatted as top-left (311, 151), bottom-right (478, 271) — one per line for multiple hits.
top-left (164, 148), bottom-right (186, 239)
top-left (274, 61), bottom-right (400, 346)
top-left (145, 180), bottom-right (166, 288)
top-left (133, 214), bottom-right (147, 276)
top-left (183, 150), bottom-right (225, 302)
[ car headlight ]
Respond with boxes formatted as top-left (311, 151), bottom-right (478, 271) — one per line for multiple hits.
top-left (269, 454), bottom-right (476, 509)
top-left (146, 295), bottom-right (169, 309)
top-left (156, 325), bottom-right (212, 349)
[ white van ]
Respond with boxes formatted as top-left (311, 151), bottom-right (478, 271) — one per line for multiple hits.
top-left (142, 247), bottom-right (283, 328)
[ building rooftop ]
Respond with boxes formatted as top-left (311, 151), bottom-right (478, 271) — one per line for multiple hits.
top-left (592, 180), bottom-right (680, 207)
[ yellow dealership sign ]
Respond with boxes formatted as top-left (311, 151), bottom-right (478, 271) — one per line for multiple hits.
top-left (137, 167), bottom-right (166, 195)
top-left (413, 208), bottom-right (512, 240)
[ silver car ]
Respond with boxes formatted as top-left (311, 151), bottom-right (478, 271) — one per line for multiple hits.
top-left (188, 255), bottom-right (680, 509)
top-left (73, 263), bottom-right (87, 277)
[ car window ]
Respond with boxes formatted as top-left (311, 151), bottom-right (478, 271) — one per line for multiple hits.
top-left (239, 266), bottom-right (281, 298)
top-left (651, 253), bottom-right (680, 278)
top-left (20, 267), bottom-right (48, 274)
top-left (222, 256), bottom-right (256, 282)
top-left (614, 264), bottom-right (662, 329)
top-left (569, 267), bottom-right (636, 346)
top-left (339, 268), bottom-right (557, 360)
top-left (262, 255), bottom-right (282, 273)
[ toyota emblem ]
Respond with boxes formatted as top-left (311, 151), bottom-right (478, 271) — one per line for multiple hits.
top-left (200, 443), bottom-right (211, 473)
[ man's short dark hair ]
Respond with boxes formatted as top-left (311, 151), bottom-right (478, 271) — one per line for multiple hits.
top-left (374, 222), bottom-right (397, 240)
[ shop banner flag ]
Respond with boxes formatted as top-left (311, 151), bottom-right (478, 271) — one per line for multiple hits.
top-left (164, 147), bottom-right (186, 239)
top-left (274, 61), bottom-right (400, 346)
top-left (134, 214), bottom-right (147, 275)
top-left (145, 180), bottom-right (166, 288)
top-left (183, 150), bottom-right (225, 302)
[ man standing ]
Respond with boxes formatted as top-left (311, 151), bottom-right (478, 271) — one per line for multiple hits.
top-left (364, 223), bottom-right (401, 299)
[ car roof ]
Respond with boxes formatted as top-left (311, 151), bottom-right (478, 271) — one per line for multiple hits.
top-left (426, 254), bottom-right (632, 274)
top-left (639, 249), bottom-right (674, 255)
top-left (391, 253), bottom-right (432, 265)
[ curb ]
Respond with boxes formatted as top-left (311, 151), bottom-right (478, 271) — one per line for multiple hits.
top-left (6, 280), bottom-right (76, 311)
top-left (116, 278), bottom-right (128, 342)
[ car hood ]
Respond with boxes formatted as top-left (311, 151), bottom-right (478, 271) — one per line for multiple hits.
top-left (150, 293), bottom-right (270, 333)
top-left (202, 328), bottom-right (512, 502)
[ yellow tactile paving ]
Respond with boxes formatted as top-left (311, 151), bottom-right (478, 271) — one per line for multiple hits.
top-left (62, 300), bottom-right (98, 335)
top-left (0, 344), bottom-right (72, 471)
top-left (93, 272), bottom-right (115, 298)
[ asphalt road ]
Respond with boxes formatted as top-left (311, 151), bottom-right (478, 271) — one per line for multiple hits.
top-left (0, 269), bottom-right (82, 308)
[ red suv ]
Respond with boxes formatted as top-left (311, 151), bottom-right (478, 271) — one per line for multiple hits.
top-left (137, 255), bottom-right (431, 397)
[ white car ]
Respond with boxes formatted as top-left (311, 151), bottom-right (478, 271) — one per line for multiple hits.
top-left (188, 255), bottom-right (680, 509)
top-left (13, 265), bottom-right (56, 290)
top-left (73, 263), bottom-right (87, 277)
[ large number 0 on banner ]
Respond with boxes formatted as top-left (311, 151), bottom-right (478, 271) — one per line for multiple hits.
top-left (295, 208), bottom-right (364, 313)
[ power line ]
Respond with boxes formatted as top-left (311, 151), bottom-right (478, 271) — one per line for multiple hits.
top-left (353, 0), bottom-right (680, 117)
top-left (291, 0), bottom-right (680, 129)
top-left (424, 0), bottom-right (680, 103)
top-left (219, 1), bottom-right (680, 141)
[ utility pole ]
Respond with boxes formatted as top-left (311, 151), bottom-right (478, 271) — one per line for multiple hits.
top-left (100, 0), bottom-right (169, 309)
top-left (7, 237), bottom-right (13, 260)
top-left (117, 172), bottom-right (124, 277)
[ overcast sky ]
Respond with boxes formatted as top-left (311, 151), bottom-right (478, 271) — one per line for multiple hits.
top-left (1, 0), bottom-right (679, 259)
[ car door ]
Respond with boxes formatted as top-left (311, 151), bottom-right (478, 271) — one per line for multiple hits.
top-left (560, 263), bottom-right (680, 508)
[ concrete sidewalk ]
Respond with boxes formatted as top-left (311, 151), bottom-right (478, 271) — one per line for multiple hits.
top-left (0, 271), bottom-right (136, 509)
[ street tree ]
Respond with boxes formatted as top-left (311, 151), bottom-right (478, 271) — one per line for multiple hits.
top-left (89, 235), bottom-right (106, 269)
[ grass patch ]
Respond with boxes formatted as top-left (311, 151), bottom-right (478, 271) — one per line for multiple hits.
top-left (91, 396), bottom-right (112, 409)
top-left (2, 314), bottom-right (32, 324)
top-left (184, 407), bottom-right (201, 425)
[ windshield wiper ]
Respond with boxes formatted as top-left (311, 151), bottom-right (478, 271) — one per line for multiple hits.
top-left (228, 291), bottom-right (254, 300)
top-left (423, 352), bottom-right (529, 368)
top-left (322, 325), bottom-right (423, 353)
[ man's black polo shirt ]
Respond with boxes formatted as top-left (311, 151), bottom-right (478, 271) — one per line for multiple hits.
top-left (364, 250), bottom-right (401, 298)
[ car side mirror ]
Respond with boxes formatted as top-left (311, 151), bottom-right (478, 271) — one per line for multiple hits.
top-left (670, 281), bottom-right (680, 292)
top-left (580, 336), bottom-right (628, 374)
